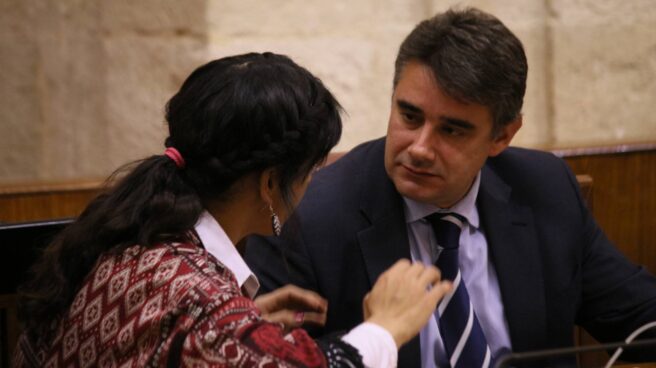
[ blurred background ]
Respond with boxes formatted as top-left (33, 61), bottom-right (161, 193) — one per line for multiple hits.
top-left (1, 4), bottom-right (654, 363)
top-left (1, 0), bottom-right (655, 184)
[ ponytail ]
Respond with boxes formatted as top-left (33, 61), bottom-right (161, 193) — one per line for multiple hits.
top-left (18, 154), bottom-right (203, 339)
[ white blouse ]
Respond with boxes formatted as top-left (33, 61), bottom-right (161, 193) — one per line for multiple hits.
top-left (194, 211), bottom-right (398, 368)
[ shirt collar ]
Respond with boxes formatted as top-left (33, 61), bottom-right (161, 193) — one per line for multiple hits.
top-left (193, 211), bottom-right (260, 298)
top-left (402, 171), bottom-right (481, 229)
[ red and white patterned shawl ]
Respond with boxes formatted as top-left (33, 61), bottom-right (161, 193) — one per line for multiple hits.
top-left (13, 232), bottom-right (327, 367)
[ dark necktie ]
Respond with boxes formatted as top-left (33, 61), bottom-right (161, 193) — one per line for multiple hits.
top-left (428, 213), bottom-right (491, 368)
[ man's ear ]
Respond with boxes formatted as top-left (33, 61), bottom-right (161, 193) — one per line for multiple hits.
top-left (489, 115), bottom-right (523, 157)
top-left (259, 168), bottom-right (276, 206)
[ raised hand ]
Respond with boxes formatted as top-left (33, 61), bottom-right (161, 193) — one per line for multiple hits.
top-left (254, 284), bottom-right (328, 332)
top-left (363, 259), bottom-right (452, 347)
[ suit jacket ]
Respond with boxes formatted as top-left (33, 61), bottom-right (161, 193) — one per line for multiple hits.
top-left (245, 137), bottom-right (656, 367)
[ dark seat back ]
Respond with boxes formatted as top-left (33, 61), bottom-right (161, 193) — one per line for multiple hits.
top-left (0, 218), bottom-right (72, 367)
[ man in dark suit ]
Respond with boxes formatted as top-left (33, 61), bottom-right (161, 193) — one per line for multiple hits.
top-left (246, 7), bottom-right (656, 367)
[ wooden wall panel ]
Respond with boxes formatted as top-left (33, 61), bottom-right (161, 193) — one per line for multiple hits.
top-left (562, 146), bottom-right (656, 274)
top-left (0, 181), bottom-right (102, 223)
top-left (559, 144), bottom-right (656, 367)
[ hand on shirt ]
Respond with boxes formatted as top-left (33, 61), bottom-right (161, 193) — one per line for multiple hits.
top-left (363, 259), bottom-right (453, 348)
top-left (254, 284), bottom-right (328, 333)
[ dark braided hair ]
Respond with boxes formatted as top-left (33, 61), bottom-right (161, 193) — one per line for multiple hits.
top-left (18, 52), bottom-right (342, 340)
top-left (167, 53), bottom-right (341, 205)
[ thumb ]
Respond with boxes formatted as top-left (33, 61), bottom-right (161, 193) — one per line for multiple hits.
top-left (428, 281), bottom-right (453, 307)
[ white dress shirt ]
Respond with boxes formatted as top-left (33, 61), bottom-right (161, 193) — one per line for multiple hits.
top-left (402, 173), bottom-right (512, 367)
top-left (194, 211), bottom-right (398, 368)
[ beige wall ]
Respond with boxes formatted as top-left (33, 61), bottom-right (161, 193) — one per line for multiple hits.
top-left (2, 0), bottom-right (655, 184)
top-left (0, 0), bottom-right (207, 183)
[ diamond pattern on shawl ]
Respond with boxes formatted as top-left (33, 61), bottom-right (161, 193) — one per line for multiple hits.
top-left (79, 335), bottom-right (97, 368)
top-left (136, 248), bottom-right (167, 275)
top-left (107, 268), bottom-right (130, 304)
top-left (153, 257), bottom-right (182, 288)
top-left (82, 295), bottom-right (103, 331)
top-left (124, 279), bottom-right (147, 316)
top-left (100, 306), bottom-right (119, 344)
top-left (92, 257), bottom-right (114, 291)
top-left (69, 283), bottom-right (88, 317)
top-left (62, 325), bottom-right (79, 360)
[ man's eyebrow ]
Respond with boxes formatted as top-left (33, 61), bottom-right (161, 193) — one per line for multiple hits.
top-left (441, 116), bottom-right (476, 130)
top-left (396, 98), bottom-right (476, 130)
top-left (396, 99), bottom-right (423, 114)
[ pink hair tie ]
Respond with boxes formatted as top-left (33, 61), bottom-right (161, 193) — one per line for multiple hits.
top-left (164, 147), bottom-right (185, 168)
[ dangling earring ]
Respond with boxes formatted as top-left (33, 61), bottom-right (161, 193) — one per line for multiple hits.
top-left (268, 204), bottom-right (282, 236)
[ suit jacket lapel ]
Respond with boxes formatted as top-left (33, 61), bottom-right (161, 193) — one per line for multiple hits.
top-left (356, 184), bottom-right (410, 283)
top-left (355, 139), bottom-right (413, 284)
top-left (354, 142), bottom-right (421, 367)
top-left (478, 165), bottom-right (548, 352)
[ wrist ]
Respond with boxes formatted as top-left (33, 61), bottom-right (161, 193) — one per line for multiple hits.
top-left (365, 317), bottom-right (405, 348)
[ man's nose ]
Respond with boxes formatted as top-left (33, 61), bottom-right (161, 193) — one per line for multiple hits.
top-left (407, 125), bottom-right (436, 163)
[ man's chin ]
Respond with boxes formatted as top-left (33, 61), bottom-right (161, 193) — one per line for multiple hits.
top-left (395, 182), bottom-right (439, 205)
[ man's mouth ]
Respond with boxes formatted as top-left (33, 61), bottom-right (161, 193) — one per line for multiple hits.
top-left (402, 164), bottom-right (437, 177)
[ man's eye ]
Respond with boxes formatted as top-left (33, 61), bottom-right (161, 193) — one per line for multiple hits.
top-left (442, 126), bottom-right (463, 136)
top-left (402, 112), bottom-right (421, 124)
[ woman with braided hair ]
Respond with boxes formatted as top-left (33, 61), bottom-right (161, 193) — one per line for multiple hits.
top-left (14, 52), bottom-right (451, 367)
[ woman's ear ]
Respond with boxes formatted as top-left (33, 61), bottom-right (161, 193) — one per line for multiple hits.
top-left (259, 168), bottom-right (276, 205)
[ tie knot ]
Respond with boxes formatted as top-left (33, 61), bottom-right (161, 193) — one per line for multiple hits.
top-left (426, 212), bottom-right (465, 250)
